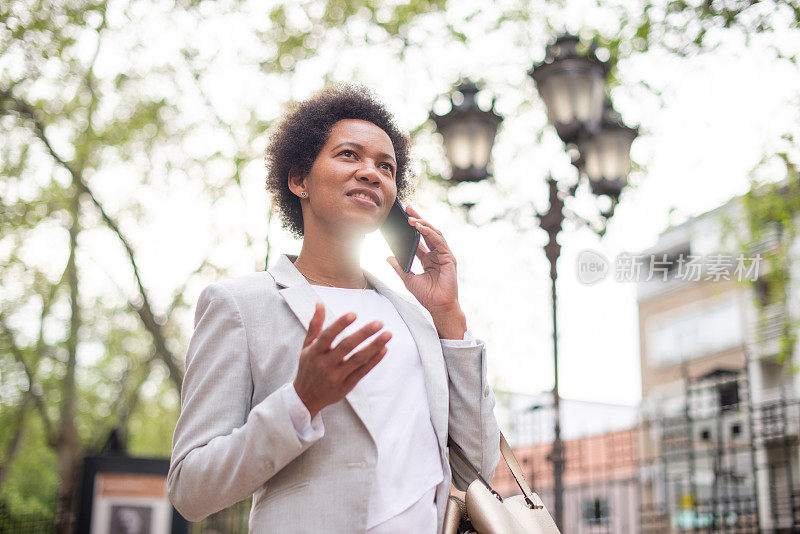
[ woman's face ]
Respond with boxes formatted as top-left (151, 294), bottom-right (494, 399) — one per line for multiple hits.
top-left (289, 118), bottom-right (398, 238)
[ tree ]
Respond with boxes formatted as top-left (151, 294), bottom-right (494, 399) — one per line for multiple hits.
top-left (0, 0), bottom-right (233, 529)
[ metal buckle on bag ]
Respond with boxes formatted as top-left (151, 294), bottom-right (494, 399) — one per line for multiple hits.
top-left (490, 489), bottom-right (503, 502)
top-left (524, 496), bottom-right (543, 509)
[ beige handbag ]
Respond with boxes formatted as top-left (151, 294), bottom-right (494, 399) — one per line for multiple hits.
top-left (443, 432), bottom-right (562, 534)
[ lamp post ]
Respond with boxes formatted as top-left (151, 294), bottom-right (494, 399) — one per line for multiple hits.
top-left (430, 35), bottom-right (638, 532)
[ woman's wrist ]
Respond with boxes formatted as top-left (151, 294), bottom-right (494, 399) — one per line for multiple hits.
top-left (429, 302), bottom-right (468, 340)
top-left (293, 380), bottom-right (320, 419)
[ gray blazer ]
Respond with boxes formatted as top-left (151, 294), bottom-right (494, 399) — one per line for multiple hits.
top-left (167, 252), bottom-right (501, 533)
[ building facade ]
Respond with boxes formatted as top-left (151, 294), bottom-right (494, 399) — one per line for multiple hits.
top-left (636, 197), bottom-right (800, 532)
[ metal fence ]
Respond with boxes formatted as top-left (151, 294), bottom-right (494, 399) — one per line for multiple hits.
top-left (489, 366), bottom-right (800, 533)
top-left (188, 498), bottom-right (251, 534)
top-left (3, 367), bottom-right (799, 533)
top-left (0, 503), bottom-right (56, 533)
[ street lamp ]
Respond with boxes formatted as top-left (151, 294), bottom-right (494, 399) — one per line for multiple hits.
top-left (528, 34), bottom-right (607, 145)
top-left (429, 78), bottom-right (504, 183)
top-left (430, 34), bottom-right (638, 532)
top-left (576, 98), bottom-right (639, 218)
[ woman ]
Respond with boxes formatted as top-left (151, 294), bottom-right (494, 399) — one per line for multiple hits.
top-left (167, 82), bottom-right (501, 533)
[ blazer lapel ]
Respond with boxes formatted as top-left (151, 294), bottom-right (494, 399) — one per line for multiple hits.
top-left (268, 253), bottom-right (376, 449)
top-left (267, 253), bottom-right (448, 453)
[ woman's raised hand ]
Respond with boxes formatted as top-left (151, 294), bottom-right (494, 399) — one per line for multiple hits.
top-left (293, 301), bottom-right (392, 419)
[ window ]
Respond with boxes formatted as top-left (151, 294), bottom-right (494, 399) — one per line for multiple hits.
top-left (582, 498), bottom-right (611, 526)
top-left (646, 295), bottom-right (742, 367)
top-left (718, 381), bottom-right (739, 411)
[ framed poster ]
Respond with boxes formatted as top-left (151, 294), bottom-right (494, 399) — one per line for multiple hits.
top-left (77, 456), bottom-right (188, 534)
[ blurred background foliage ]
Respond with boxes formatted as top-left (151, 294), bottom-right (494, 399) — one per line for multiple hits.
top-left (1, 0), bottom-right (797, 531)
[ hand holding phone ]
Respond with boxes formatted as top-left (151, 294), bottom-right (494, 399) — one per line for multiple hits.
top-left (382, 203), bottom-right (465, 338)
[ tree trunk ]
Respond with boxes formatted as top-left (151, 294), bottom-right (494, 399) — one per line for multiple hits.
top-left (55, 185), bottom-right (83, 534)
top-left (54, 434), bottom-right (82, 534)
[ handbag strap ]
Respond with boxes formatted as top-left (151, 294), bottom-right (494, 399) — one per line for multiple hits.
top-left (448, 431), bottom-right (539, 508)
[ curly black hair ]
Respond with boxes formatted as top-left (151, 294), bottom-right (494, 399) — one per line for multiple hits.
top-left (264, 82), bottom-right (416, 239)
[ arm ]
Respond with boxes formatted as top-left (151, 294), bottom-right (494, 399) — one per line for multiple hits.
top-left (441, 334), bottom-right (502, 491)
top-left (167, 283), bottom-right (320, 521)
top-left (430, 302), bottom-right (501, 491)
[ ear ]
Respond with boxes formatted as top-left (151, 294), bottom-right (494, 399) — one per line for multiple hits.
top-left (287, 166), bottom-right (307, 198)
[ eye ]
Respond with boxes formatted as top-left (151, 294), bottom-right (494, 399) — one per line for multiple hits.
top-left (340, 149), bottom-right (356, 158)
top-left (380, 162), bottom-right (394, 172)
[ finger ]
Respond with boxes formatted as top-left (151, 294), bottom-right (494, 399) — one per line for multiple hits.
top-left (406, 204), bottom-right (444, 238)
top-left (405, 204), bottom-right (423, 220)
top-left (340, 329), bottom-right (392, 369)
top-left (413, 221), bottom-right (449, 253)
top-left (303, 302), bottom-right (325, 349)
top-left (313, 311), bottom-right (357, 354)
top-left (343, 345), bottom-right (389, 387)
top-left (409, 215), bottom-right (444, 239)
top-left (331, 320), bottom-right (384, 361)
top-left (409, 217), bottom-right (445, 240)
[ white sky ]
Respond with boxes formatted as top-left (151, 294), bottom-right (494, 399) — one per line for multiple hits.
top-left (242, 3), bottom-right (798, 407)
top-left (11, 0), bottom-right (799, 412)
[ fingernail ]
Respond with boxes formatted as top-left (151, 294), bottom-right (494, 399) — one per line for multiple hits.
top-left (346, 312), bottom-right (355, 320)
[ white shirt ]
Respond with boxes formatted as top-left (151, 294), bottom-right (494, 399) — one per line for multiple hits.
top-left (280, 285), bottom-right (477, 533)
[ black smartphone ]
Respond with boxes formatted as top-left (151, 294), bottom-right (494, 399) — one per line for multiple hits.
top-left (380, 199), bottom-right (420, 273)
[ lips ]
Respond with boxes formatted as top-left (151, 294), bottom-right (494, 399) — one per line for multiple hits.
top-left (346, 188), bottom-right (381, 206)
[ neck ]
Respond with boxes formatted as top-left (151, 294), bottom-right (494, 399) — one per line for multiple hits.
top-left (294, 228), bottom-right (366, 289)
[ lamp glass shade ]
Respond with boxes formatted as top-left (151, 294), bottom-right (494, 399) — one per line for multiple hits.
top-left (583, 128), bottom-right (634, 183)
top-left (537, 62), bottom-right (604, 133)
top-left (441, 119), bottom-right (495, 171)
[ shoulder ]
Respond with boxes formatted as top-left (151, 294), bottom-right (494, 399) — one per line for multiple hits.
top-left (196, 271), bottom-right (280, 311)
top-left (217, 271), bottom-right (278, 297)
top-left (192, 271), bottom-right (284, 331)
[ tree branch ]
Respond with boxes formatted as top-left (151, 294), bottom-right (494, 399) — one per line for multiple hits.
top-left (1, 88), bottom-right (184, 390)
top-left (166, 257), bottom-right (212, 317)
top-left (0, 315), bottom-right (55, 445)
top-left (94, 350), bottom-right (158, 453)
top-left (0, 89), bottom-right (81, 179)
top-left (129, 301), bottom-right (183, 390)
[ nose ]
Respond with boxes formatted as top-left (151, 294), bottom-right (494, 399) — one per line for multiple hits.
top-left (356, 162), bottom-right (382, 185)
